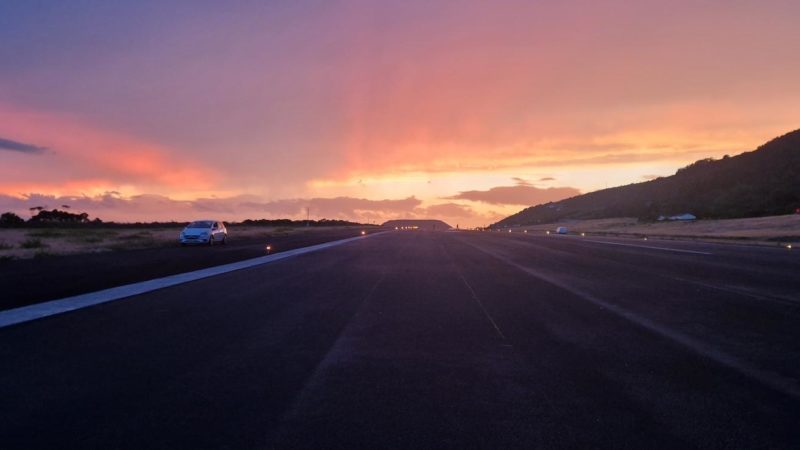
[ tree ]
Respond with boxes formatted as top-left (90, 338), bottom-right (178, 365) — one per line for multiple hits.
top-left (29, 208), bottom-right (92, 224)
top-left (0, 212), bottom-right (25, 227)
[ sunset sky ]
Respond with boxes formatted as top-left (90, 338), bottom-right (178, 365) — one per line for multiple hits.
top-left (1, 1), bottom-right (798, 227)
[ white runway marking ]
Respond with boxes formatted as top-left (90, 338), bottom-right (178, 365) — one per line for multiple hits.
top-left (668, 276), bottom-right (800, 306)
top-left (0, 233), bottom-right (383, 329)
top-left (583, 239), bottom-right (713, 255)
top-left (438, 241), bottom-right (507, 341)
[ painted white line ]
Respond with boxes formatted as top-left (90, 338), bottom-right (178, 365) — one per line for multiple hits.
top-left (457, 271), bottom-right (507, 341)
top-left (459, 237), bottom-right (800, 401)
top-left (0, 233), bottom-right (385, 329)
top-left (583, 239), bottom-right (712, 255)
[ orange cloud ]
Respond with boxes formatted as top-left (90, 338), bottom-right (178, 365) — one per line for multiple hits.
top-left (0, 103), bottom-right (219, 197)
top-left (0, 192), bottom-right (426, 224)
top-left (0, 191), bottom-right (507, 226)
top-left (322, 7), bottom-right (796, 185)
top-left (0, 179), bottom-right (118, 198)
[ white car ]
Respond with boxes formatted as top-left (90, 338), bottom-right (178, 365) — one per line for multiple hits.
top-left (180, 220), bottom-right (227, 245)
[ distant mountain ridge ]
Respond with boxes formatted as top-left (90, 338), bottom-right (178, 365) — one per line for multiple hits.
top-left (493, 129), bottom-right (800, 227)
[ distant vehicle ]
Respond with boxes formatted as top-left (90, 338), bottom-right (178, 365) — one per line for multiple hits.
top-left (555, 226), bottom-right (568, 234)
top-left (180, 220), bottom-right (227, 245)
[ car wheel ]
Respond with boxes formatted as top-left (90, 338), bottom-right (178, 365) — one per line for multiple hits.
top-left (221, 235), bottom-right (227, 245)
top-left (208, 235), bottom-right (214, 246)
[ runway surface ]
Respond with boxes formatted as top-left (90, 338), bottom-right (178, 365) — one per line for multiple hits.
top-left (1, 231), bottom-right (798, 448)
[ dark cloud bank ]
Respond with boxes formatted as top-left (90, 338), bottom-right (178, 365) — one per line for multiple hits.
top-left (0, 137), bottom-right (47, 154)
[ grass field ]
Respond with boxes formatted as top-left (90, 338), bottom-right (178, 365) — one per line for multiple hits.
top-left (1, 215), bottom-right (796, 259)
top-left (0, 225), bottom-right (363, 259)
top-left (514, 214), bottom-right (800, 246)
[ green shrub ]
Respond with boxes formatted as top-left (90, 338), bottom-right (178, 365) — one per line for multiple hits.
top-left (33, 250), bottom-right (53, 258)
top-left (20, 238), bottom-right (47, 249)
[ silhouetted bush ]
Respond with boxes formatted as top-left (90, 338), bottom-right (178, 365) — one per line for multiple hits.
top-left (0, 212), bottom-right (25, 227)
top-left (20, 238), bottom-right (46, 249)
top-left (29, 209), bottom-right (90, 224)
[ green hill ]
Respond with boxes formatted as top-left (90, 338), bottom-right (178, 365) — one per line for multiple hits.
top-left (493, 129), bottom-right (800, 227)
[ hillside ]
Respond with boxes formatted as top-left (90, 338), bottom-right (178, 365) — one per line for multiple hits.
top-left (493, 129), bottom-right (800, 227)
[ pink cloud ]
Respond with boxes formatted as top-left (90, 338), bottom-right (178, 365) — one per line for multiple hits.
top-left (0, 192), bottom-right (503, 226)
top-left (2, 1), bottom-right (798, 220)
top-left (0, 193), bottom-right (424, 224)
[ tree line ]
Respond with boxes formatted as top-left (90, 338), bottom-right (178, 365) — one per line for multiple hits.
top-left (0, 208), bottom-right (100, 227)
top-left (0, 208), bottom-right (371, 228)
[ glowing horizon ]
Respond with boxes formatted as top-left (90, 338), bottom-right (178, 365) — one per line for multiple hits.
top-left (1, 1), bottom-right (798, 226)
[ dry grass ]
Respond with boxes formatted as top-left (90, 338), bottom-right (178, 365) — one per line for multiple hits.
top-left (20, 238), bottom-right (47, 249)
top-left (517, 214), bottom-right (800, 245)
top-left (0, 229), bottom-right (163, 259)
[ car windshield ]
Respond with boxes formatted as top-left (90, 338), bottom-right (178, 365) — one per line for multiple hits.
top-left (187, 221), bottom-right (214, 229)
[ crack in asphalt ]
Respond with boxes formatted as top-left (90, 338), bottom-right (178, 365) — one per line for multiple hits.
top-left (438, 241), bottom-right (508, 342)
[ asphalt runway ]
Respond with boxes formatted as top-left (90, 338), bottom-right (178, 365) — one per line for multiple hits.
top-left (1, 231), bottom-right (798, 448)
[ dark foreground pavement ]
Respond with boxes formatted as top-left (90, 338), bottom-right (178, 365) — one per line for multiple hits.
top-left (1, 231), bottom-right (799, 448)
